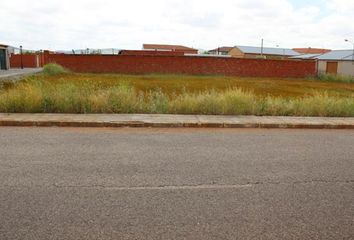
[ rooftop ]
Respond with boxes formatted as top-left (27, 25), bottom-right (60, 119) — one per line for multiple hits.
top-left (317, 50), bottom-right (354, 61)
top-left (290, 53), bottom-right (322, 59)
top-left (208, 47), bottom-right (234, 53)
top-left (143, 44), bottom-right (197, 51)
top-left (236, 45), bottom-right (299, 56)
top-left (293, 48), bottom-right (331, 54)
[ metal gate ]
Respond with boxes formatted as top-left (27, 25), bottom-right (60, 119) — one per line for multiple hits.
top-left (0, 49), bottom-right (6, 70)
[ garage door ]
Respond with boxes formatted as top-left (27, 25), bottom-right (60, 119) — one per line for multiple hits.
top-left (0, 49), bottom-right (6, 70)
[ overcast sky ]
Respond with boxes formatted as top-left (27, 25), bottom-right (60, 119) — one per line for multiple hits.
top-left (1, 0), bottom-right (354, 51)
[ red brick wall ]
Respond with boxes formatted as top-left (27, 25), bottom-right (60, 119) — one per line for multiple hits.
top-left (10, 54), bottom-right (43, 68)
top-left (45, 54), bottom-right (316, 78)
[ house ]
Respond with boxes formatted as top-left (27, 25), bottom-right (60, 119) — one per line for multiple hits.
top-left (293, 48), bottom-right (331, 54)
top-left (207, 47), bottom-right (234, 55)
top-left (316, 50), bottom-right (354, 76)
top-left (143, 44), bottom-right (198, 54)
top-left (229, 45), bottom-right (299, 59)
top-left (0, 44), bottom-right (10, 70)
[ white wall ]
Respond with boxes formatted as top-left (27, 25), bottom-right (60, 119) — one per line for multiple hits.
top-left (338, 61), bottom-right (354, 77)
top-left (318, 60), bottom-right (327, 74)
top-left (317, 60), bottom-right (354, 77)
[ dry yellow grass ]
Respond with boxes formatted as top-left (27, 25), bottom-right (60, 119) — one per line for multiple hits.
top-left (25, 73), bottom-right (354, 98)
top-left (0, 72), bottom-right (353, 116)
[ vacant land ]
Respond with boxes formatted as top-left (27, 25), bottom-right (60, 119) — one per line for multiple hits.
top-left (0, 72), bottom-right (353, 116)
top-left (11, 73), bottom-right (354, 97)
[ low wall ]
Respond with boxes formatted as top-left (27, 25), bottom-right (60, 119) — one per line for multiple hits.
top-left (10, 54), bottom-right (43, 68)
top-left (9, 53), bottom-right (316, 78)
top-left (44, 54), bottom-right (316, 78)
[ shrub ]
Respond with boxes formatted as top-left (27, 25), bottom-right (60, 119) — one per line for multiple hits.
top-left (221, 89), bottom-right (256, 115)
top-left (106, 85), bottom-right (139, 113)
top-left (146, 90), bottom-right (170, 113)
top-left (170, 90), bottom-right (223, 115)
top-left (316, 73), bottom-right (354, 83)
top-left (42, 63), bottom-right (68, 76)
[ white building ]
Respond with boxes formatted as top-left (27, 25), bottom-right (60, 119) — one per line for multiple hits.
top-left (316, 50), bottom-right (354, 77)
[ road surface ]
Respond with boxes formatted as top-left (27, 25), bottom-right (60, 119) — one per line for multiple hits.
top-left (0, 127), bottom-right (353, 240)
top-left (0, 68), bottom-right (42, 80)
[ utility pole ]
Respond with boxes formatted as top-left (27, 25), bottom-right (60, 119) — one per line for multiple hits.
top-left (345, 39), bottom-right (354, 63)
top-left (20, 45), bottom-right (23, 69)
top-left (261, 39), bottom-right (264, 57)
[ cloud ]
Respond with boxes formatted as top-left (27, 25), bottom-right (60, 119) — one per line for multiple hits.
top-left (0, 0), bottom-right (353, 50)
top-left (327, 0), bottom-right (354, 11)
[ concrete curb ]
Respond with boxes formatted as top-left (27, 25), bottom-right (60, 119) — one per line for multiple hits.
top-left (1, 113), bottom-right (354, 129)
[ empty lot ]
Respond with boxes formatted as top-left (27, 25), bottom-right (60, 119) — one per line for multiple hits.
top-left (1, 73), bottom-right (354, 116)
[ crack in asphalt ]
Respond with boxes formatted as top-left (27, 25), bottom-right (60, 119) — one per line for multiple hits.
top-left (50, 179), bottom-right (354, 190)
top-left (51, 183), bottom-right (254, 190)
top-left (248, 179), bottom-right (354, 185)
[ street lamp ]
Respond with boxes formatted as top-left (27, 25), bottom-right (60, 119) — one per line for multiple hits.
top-left (276, 44), bottom-right (285, 60)
top-left (344, 39), bottom-right (354, 62)
top-left (20, 45), bottom-right (23, 69)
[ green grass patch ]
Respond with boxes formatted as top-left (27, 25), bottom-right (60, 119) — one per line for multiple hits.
top-left (314, 73), bottom-right (354, 83)
top-left (42, 63), bottom-right (68, 76)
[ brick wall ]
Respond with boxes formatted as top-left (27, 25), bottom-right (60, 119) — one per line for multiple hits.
top-left (44, 54), bottom-right (316, 78)
top-left (10, 54), bottom-right (43, 68)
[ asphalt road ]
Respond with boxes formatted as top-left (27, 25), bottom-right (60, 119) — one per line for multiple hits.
top-left (0, 127), bottom-right (353, 240)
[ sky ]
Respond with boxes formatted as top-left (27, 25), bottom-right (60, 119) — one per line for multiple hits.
top-left (1, 0), bottom-right (354, 51)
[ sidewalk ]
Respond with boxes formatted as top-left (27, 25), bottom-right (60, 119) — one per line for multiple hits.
top-left (0, 68), bottom-right (43, 80)
top-left (1, 113), bottom-right (354, 129)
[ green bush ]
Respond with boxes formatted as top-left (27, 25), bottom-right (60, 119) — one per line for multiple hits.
top-left (316, 73), bottom-right (354, 83)
top-left (42, 63), bottom-right (68, 76)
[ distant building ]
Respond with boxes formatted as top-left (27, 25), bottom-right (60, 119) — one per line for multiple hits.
top-left (143, 44), bottom-right (198, 54)
top-left (56, 48), bottom-right (121, 55)
top-left (293, 48), bottom-right (331, 54)
top-left (229, 46), bottom-right (299, 59)
top-left (0, 44), bottom-right (10, 70)
top-left (207, 47), bottom-right (234, 55)
top-left (316, 50), bottom-right (354, 76)
top-left (119, 50), bottom-right (184, 56)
